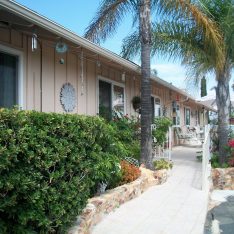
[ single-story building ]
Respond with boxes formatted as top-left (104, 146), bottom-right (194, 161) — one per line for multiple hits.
top-left (0, 0), bottom-right (214, 146)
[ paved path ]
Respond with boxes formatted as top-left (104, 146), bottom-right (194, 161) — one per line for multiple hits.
top-left (92, 146), bottom-right (209, 234)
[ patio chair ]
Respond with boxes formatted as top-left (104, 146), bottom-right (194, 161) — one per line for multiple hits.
top-left (174, 127), bottom-right (193, 140)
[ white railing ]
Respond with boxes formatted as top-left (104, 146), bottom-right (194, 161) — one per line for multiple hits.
top-left (152, 125), bottom-right (172, 161)
top-left (202, 124), bottom-right (211, 191)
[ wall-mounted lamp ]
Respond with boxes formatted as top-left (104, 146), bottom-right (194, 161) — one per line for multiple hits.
top-left (96, 60), bottom-right (101, 67)
top-left (32, 33), bottom-right (38, 52)
top-left (121, 72), bottom-right (126, 82)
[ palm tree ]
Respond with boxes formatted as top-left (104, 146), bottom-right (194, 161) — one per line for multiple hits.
top-left (121, 0), bottom-right (233, 164)
top-left (84, 0), bottom-right (224, 168)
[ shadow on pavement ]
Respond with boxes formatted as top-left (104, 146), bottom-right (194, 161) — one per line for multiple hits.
top-left (204, 196), bottom-right (234, 234)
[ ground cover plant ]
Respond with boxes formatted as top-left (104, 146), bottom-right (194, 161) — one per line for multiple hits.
top-left (153, 159), bottom-right (173, 170)
top-left (0, 108), bottom-right (125, 233)
top-left (118, 160), bottom-right (141, 186)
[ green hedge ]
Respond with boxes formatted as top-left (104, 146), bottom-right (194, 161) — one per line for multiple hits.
top-left (110, 114), bottom-right (140, 160)
top-left (0, 109), bottom-right (122, 233)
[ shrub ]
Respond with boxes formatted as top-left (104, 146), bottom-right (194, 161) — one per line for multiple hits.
top-left (228, 158), bottom-right (234, 167)
top-left (211, 153), bottom-right (229, 168)
top-left (0, 108), bottom-right (122, 233)
top-left (118, 160), bottom-right (141, 185)
top-left (110, 113), bottom-right (140, 160)
top-left (152, 117), bottom-right (172, 146)
top-left (153, 159), bottom-right (173, 170)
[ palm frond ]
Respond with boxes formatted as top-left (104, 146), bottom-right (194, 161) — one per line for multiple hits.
top-left (154, 0), bottom-right (225, 71)
top-left (221, 2), bottom-right (234, 64)
top-left (121, 31), bottom-right (141, 59)
top-left (151, 20), bottom-right (216, 81)
top-left (84, 0), bottom-right (132, 44)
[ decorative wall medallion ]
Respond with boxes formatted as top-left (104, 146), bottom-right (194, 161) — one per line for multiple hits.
top-left (60, 83), bottom-right (76, 112)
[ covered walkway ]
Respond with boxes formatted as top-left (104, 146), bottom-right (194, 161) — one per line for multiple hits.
top-left (92, 146), bottom-right (209, 234)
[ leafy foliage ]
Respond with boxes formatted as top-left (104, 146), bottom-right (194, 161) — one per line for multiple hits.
top-left (153, 159), bottom-right (173, 170)
top-left (0, 109), bottom-right (122, 233)
top-left (152, 117), bottom-right (172, 146)
top-left (211, 139), bottom-right (234, 168)
top-left (118, 160), bottom-right (141, 185)
top-left (110, 113), bottom-right (140, 160)
top-left (201, 76), bottom-right (207, 97)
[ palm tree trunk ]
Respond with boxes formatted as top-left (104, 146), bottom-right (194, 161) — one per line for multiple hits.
top-left (139, 0), bottom-right (152, 169)
top-left (216, 64), bottom-right (231, 165)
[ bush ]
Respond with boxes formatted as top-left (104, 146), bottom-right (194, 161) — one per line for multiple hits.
top-left (110, 113), bottom-right (140, 160)
top-left (0, 108), bottom-right (122, 233)
top-left (228, 158), bottom-right (234, 167)
top-left (211, 153), bottom-right (229, 168)
top-left (211, 139), bottom-right (234, 168)
top-left (153, 159), bottom-right (173, 170)
top-left (152, 117), bottom-right (172, 146)
top-left (118, 160), bottom-right (141, 185)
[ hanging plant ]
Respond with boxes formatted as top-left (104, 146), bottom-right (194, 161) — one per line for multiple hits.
top-left (131, 96), bottom-right (141, 112)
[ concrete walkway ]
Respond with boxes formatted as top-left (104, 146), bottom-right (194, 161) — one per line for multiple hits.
top-left (92, 146), bottom-right (209, 234)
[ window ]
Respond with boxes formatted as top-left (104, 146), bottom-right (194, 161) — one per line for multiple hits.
top-left (113, 85), bottom-right (124, 114)
top-left (172, 104), bottom-right (180, 126)
top-left (98, 79), bottom-right (125, 120)
top-left (151, 96), bottom-right (161, 122)
top-left (184, 107), bottom-right (191, 126)
top-left (154, 98), bottom-right (161, 117)
top-left (99, 80), bottom-right (112, 120)
top-left (0, 52), bottom-right (18, 108)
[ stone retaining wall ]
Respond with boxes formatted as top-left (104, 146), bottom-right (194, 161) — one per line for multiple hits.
top-left (212, 168), bottom-right (234, 190)
top-left (68, 167), bottom-right (170, 234)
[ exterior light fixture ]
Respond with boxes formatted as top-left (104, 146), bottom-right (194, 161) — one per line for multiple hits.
top-left (96, 60), bottom-right (101, 67)
top-left (121, 72), bottom-right (126, 82)
top-left (32, 33), bottom-right (37, 52)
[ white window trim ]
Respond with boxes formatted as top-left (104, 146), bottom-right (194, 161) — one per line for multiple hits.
top-left (97, 75), bottom-right (126, 115)
top-left (184, 106), bottom-right (191, 126)
top-left (172, 103), bottom-right (181, 127)
top-left (0, 44), bottom-right (24, 109)
top-left (151, 95), bottom-right (162, 117)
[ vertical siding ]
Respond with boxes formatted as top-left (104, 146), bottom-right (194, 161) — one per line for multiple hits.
top-left (77, 56), bottom-right (87, 114)
top-left (11, 29), bottom-right (23, 48)
top-left (0, 28), bottom-right (10, 43)
top-left (125, 75), bottom-right (131, 115)
top-left (86, 60), bottom-right (96, 115)
top-left (26, 39), bottom-right (41, 111)
top-left (67, 52), bottom-right (78, 113)
top-left (0, 25), bottom-right (209, 138)
top-left (42, 43), bottom-right (56, 112)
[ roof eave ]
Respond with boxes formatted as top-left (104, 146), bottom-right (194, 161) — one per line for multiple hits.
top-left (0, 0), bottom-right (140, 72)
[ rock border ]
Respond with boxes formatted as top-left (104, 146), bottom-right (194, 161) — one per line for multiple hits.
top-left (68, 167), bottom-right (170, 234)
top-left (211, 168), bottom-right (234, 190)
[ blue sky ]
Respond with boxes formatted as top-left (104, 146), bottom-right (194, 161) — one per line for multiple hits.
top-left (15, 0), bottom-right (227, 98)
